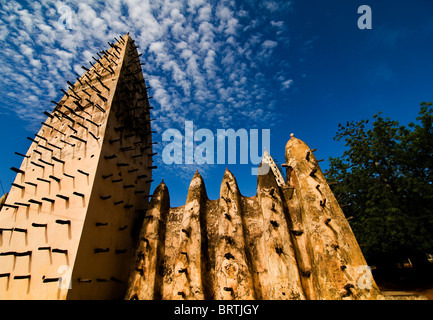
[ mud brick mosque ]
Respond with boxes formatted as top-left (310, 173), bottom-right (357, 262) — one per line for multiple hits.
top-left (0, 34), bottom-right (384, 300)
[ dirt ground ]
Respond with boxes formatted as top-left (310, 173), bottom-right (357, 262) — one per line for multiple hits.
top-left (378, 282), bottom-right (433, 300)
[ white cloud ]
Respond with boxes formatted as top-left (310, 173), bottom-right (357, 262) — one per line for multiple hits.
top-left (255, 39), bottom-right (279, 61)
top-left (281, 79), bottom-right (294, 90)
top-left (0, 23), bottom-right (9, 41)
top-left (19, 43), bottom-right (34, 58)
top-left (262, 39), bottom-right (278, 49)
top-left (197, 4), bottom-right (212, 22)
top-left (270, 20), bottom-right (284, 28)
top-left (149, 41), bottom-right (165, 54)
top-left (188, 0), bottom-right (206, 13)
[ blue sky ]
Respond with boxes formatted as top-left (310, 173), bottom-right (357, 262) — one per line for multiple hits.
top-left (0, 0), bottom-right (432, 207)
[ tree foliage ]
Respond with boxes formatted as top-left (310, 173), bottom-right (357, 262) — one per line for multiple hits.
top-left (328, 102), bottom-right (433, 269)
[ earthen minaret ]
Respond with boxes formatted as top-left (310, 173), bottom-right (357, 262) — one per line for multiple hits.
top-left (0, 34), bottom-right (154, 299)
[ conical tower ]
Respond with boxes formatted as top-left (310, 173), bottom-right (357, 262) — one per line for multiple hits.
top-left (282, 134), bottom-right (383, 299)
top-left (0, 34), bottom-right (154, 299)
top-left (126, 136), bottom-right (383, 300)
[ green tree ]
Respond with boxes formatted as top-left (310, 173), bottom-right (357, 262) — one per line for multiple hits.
top-left (328, 102), bottom-right (433, 277)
